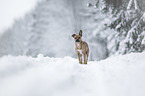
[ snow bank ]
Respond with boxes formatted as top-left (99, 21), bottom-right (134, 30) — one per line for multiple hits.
top-left (0, 53), bottom-right (145, 96)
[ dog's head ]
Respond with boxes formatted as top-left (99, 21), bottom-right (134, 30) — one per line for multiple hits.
top-left (72, 30), bottom-right (82, 42)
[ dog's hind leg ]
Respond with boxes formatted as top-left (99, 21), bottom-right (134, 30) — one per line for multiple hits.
top-left (86, 50), bottom-right (89, 64)
top-left (85, 54), bottom-right (88, 64)
top-left (80, 54), bottom-right (82, 64)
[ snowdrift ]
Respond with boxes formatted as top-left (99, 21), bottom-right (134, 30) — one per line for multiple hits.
top-left (0, 53), bottom-right (145, 96)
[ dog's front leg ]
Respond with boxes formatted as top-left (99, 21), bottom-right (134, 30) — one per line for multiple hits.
top-left (77, 53), bottom-right (82, 64)
top-left (79, 54), bottom-right (82, 64)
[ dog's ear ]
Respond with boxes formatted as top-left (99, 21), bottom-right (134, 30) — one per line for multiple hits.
top-left (79, 30), bottom-right (82, 37)
top-left (72, 34), bottom-right (76, 38)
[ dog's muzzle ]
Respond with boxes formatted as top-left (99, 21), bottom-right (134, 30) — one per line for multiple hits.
top-left (76, 39), bottom-right (80, 42)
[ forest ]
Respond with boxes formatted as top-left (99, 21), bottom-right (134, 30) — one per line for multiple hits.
top-left (0, 0), bottom-right (144, 60)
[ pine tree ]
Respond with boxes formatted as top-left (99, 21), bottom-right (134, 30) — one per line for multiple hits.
top-left (108, 0), bottom-right (145, 54)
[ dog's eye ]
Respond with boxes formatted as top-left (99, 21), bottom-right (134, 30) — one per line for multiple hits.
top-left (78, 37), bottom-right (80, 39)
top-left (75, 37), bottom-right (77, 39)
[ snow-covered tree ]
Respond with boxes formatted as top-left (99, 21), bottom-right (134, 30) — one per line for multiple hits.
top-left (0, 0), bottom-right (75, 57)
top-left (107, 0), bottom-right (145, 54)
top-left (88, 0), bottom-right (145, 56)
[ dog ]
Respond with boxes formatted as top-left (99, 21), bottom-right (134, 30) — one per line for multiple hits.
top-left (72, 30), bottom-right (89, 64)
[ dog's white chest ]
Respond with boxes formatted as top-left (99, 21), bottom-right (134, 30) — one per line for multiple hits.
top-left (76, 43), bottom-right (82, 54)
top-left (76, 43), bottom-right (80, 47)
top-left (77, 49), bottom-right (82, 54)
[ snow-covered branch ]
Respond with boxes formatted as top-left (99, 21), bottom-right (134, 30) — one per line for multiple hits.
top-left (127, 0), bottom-right (133, 10)
top-left (127, 0), bottom-right (138, 10)
top-left (134, 0), bottom-right (138, 10)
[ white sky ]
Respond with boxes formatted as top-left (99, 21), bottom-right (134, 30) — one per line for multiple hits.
top-left (0, 0), bottom-right (39, 34)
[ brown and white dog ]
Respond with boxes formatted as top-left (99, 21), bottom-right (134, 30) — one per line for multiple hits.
top-left (72, 30), bottom-right (89, 64)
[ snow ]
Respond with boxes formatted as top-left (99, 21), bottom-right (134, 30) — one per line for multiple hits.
top-left (127, 0), bottom-right (133, 10)
top-left (143, 13), bottom-right (145, 21)
top-left (0, 0), bottom-right (39, 34)
top-left (0, 52), bottom-right (145, 96)
top-left (127, 0), bottom-right (138, 10)
top-left (134, 0), bottom-right (138, 10)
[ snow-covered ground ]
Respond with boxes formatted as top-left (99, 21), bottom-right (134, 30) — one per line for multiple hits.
top-left (0, 52), bottom-right (145, 96)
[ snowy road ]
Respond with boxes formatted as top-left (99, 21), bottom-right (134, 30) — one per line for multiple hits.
top-left (0, 53), bottom-right (145, 96)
